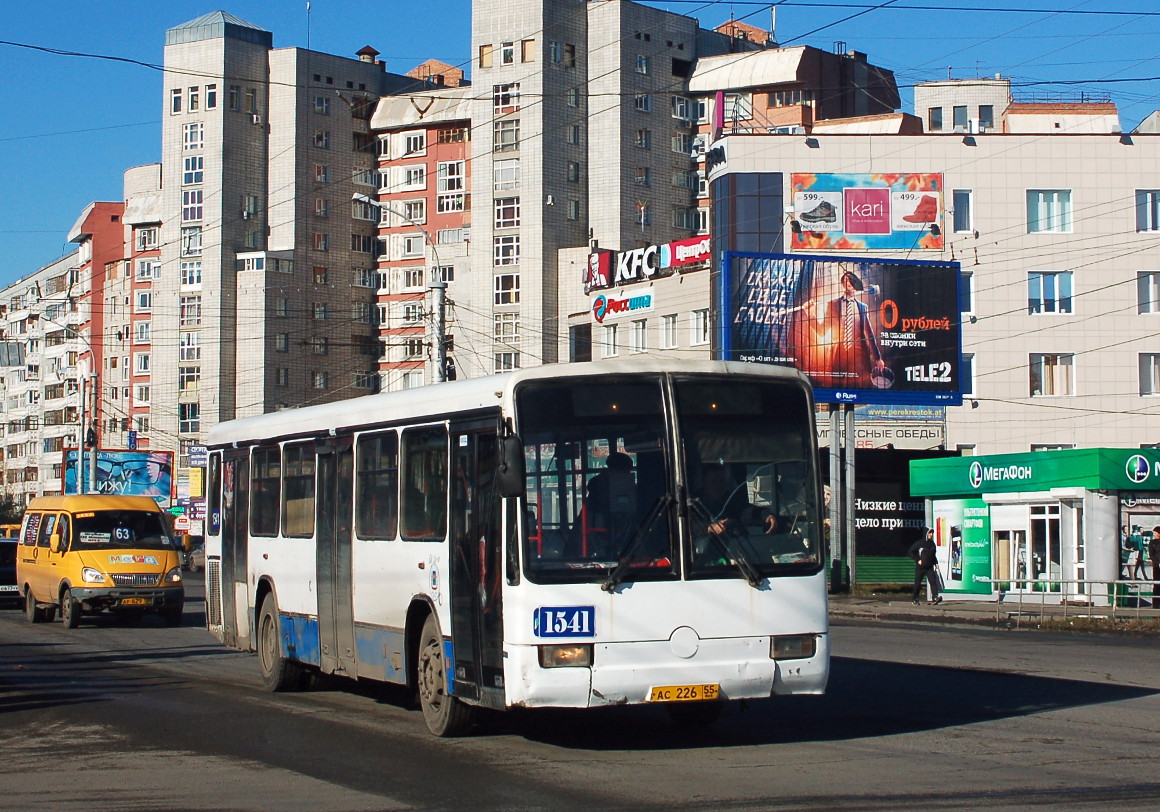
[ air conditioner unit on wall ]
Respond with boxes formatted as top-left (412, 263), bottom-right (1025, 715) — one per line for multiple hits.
top-left (251, 114), bottom-right (262, 125)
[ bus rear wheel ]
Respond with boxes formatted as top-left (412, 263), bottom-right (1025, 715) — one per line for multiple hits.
top-left (417, 614), bottom-right (474, 737)
top-left (258, 595), bottom-right (308, 692)
top-left (24, 588), bottom-right (47, 623)
top-left (60, 588), bottom-right (81, 629)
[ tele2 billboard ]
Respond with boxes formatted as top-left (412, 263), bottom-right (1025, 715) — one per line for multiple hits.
top-left (719, 252), bottom-right (963, 406)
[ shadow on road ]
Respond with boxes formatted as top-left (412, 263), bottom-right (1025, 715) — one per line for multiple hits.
top-left (495, 655), bottom-right (1159, 749)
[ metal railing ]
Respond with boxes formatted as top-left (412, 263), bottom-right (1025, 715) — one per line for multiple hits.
top-left (980, 577), bottom-right (1159, 625)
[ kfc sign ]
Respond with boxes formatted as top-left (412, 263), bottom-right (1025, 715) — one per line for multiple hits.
top-left (586, 235), bottom-right (712, 292)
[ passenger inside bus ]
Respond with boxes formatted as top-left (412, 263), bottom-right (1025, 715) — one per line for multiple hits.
top-left (574, 452), bottom-right (638, 560)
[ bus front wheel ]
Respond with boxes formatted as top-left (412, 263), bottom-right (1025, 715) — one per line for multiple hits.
top-left (417, 614), bottom-right (474, 737)
top-left (258, 595), bottom-right (308, 692)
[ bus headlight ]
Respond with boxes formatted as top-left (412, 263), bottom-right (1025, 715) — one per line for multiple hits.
top-left (771, 634), bottom-right (816, 660)
top-left (81, 567), bottom-right (106, 584)
top-left (164, 567), bottom-right (183, 584)
top-left (538, 644), bottom-right (593, 668)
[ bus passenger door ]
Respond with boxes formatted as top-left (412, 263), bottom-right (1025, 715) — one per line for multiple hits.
top-left (316, 438), bottom-right (357, 677)
top-left (220, 449), bottom-right (250, 649)
top-left (449, 423), bottom-right (505, 709)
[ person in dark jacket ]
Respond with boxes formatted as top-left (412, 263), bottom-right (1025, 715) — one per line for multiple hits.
top-left (908, 526), bottom-right (943, 605)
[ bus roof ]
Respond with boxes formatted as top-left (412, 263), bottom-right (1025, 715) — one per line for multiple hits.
top-left (207, 359), bottom-right (810, 449)
top-left (25, 494), bottom-right (165, 513)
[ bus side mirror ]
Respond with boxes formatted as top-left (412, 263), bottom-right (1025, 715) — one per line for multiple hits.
top-left (50, 533), bottom-right (64, 553)
top-left (496, 435), bottom-right (526, 498)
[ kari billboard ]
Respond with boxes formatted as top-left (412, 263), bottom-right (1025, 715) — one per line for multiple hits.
top-left (62, 449), bottom-right (175, 504)
top-left (719, 252), bottom-right (963, 406)
top-left (791, 173), bottom-right (943, 252)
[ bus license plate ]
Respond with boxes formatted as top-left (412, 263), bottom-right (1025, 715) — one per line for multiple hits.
top-left (120, 597), bottom-right (149, 606)
top-left (648, 684), bottom-right (719, 703)
top-left (0, 585), bottom-right (17, 592)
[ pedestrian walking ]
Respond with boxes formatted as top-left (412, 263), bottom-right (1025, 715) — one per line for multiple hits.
top-left (908, 526), bottom-right (943, 605)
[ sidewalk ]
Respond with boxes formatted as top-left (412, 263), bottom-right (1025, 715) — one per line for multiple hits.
top-left (828, 591), bottom-right (1160, 631)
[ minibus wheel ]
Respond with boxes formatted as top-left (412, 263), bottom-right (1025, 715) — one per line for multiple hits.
top-left (60, 588), bottom-right (81, 629)
top-left (417, 613), bottom-right (474, 737)
top-left (24, 589), bottom-right (46, 623)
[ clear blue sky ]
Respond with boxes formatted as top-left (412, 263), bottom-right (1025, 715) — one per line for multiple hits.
top-left (2, 0), bottom-right (1157, 287)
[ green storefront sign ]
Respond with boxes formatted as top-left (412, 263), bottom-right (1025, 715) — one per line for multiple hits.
top-left (910, 448), bottom-right (1160, 498)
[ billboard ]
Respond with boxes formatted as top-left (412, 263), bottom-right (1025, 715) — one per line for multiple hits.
top-left (720, 252), bottom-right (963, 406)
top-left (791, 173), bottom-right (943, 252)
top-left (586, 235), bottom-right (711, 293)
top-left (62, 449), bottom-right (175, 504)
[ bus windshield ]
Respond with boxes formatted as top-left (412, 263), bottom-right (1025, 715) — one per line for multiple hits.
top-left (72, 510), bottom-right (174, 552)
top-left (517, 374), bottom-right (822, 585)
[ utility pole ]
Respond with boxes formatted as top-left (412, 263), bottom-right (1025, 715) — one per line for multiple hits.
top-left (88, 371), bottom-right (99, 493)
top-left (430, 280), bottom-right (447, 384)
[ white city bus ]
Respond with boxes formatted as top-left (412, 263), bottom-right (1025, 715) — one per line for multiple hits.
top-left (204, 359), bottom-right (829, 735)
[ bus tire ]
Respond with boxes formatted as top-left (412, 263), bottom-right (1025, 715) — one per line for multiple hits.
top-left (258, 595), bottom-right (308, 692)
top-left (417, 613), bottom-right (474, 737)
top-left (60, 587), bottom-right (81, 629)
top-left (24, 588), bottom-right (46, 623)
top-left (667, 700), bottom-right (724, 727)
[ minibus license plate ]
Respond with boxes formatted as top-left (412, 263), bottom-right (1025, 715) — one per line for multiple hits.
top-left (648, 684), bottom-right (719, 702)
top-left (120, 597), bottom-right (149, 606)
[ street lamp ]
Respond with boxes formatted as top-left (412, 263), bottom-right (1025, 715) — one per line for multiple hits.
top-left (352, 194), bottom-right (448, 384)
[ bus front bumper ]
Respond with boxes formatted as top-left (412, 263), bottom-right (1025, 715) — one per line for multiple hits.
top-left (504, 633), bottom-right (829, 709)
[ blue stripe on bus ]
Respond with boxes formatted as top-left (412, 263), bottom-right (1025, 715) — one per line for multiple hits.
top-left (444, 639), bottom-right (455, 697)
top-left (280, 614), bottom-right (321, 667)
top-left (353, 624), bottom-right (408, 684)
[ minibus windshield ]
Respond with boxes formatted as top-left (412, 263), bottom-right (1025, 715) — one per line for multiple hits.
top-left (73, 510), bottom-right (174, 551)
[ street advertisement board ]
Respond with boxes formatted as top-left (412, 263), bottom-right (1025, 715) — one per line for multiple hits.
top-left (791, 173), bottom-right (944, 252)
top-left (585, 234), bottom-right (711, 293)
top-left (62, 449), bottom-right (174, 505)
top-left (931, 498), bottom-right (993, 596)
top-left (720, 252), bottom-right (963, 405)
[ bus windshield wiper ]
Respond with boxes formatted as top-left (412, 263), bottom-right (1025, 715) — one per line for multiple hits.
top-left (601, 495), bottom-right (672, 592)
top-left (689, 499), bottom-right (764, 588)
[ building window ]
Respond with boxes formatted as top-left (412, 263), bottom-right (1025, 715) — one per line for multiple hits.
top-left (928, 107), bottom-right (942, 131)
top-left (494, 352), bottom-right (520, 372)
top-left (1141, 354), bottom-right (1160, 396)
top-left (494, 235), bottom-right (520, 266)
top-left (671, 132), bottom-right (692, 154)
top-left (314, 267), bottom-right (329, 285)
top-left (136, 227), bottom-right (159, 251)
top-left (313, 302), bottom-right (329, 320)
top-left (402, 199), bottom-right (426, 224)
top-left (274, 333), bottom-right (289, 353)
top-left (205, 84), bottom-right (217, 109)
top-left (171, 88), bottom-right (182, 114)
top-left (635, 54), bottom-right (650, 74)
top-left (567, 162), bottom-right (581, 183)
top-left (433, 265), bottom-right (454, 283)
top-left (501, 41), bottom-right (515, 65)
top-left (183, 122), bottom-right (204, 150)
top-left (493, 83), bottom-right (520, 113)
top-left (275, 368), bottom-right (289, 387)
top-left (180, 295), bottom-right (202, 326)
top-left (403, 267), bottom-right (424, 289)
top-left (313, 131), bottom-right (331, 149)
top-left (602, 324), bottom-right (618, 358)
top-left (179, 366), bottom-right (201, 393)
top-left (494, 274), bottom-right (520, 305)
top-left (179, 403), bottom-right (200, 433)
top-left (313, 233), bottom-right (330, 252)
top-left (962, 353), bottom-right (975, 396)
top-left (960, 271), bottom-right (975, 315)
top-left (1029, 353), bottom-right (1074, 397)
top-left (660, 314), bottom-right (677, 349)
top-left (135, 321), bottom-right (151, 344)
top-left (437, 127), bottom-right (468, 144)
top-left (134, 292), bottom-right (152, 313)
top-left (228, 84), bottom-right (240, 110)
top-left (134, 384), bottom-right (151, 404)
top-left (135, 353), bottom-right (151, 374)
top-left (567, 200), bottom-right (580, 221)
top-left (181, 189), bottom-right (203, 222)
top-left (310, 337), bottom-right (329, 356)
top-left (245, 88), bottom-right (258, 114)
top-left (1137, 190), bottom-right (1160, 232)
top-left (1027, 190), bottom-right (1072, 233)
top-left (402, 165), bottom-right (426, 189)
top-left (630, 319), bottom-right (647, 354)
top-left (691, 309), bottom-right (710, 346)
top-left (1138, 272), bottom-right (1160, 313)
top-left (1027, 271), bottom-right (1073, 314)
top-left (404, 338), bottom-right (425, 359)
top-left (952, 105), bottom-right (968, 130)
top-left (180, 227), bottom-right (202, 256)
top-left (180, 332), bottom-right (201, 361)
top-left (563, 43), bottom-right (576, 67)
top-left (182, 156), bottom-right (204, 185)
top-left (402, 303), bottom-right (423, 323)
top-left (634, 129), bottom-right (652, 149)
top-left (404, 132), bottom-right (426, 155)
top-left (314, 96), bottom-right (330, 115)
top-left (521, 39), bottom-right (535, 62)
top-left (479, 44), bottom-right (493, 68)
top-left (314, 164), bottom-right (330, 183)
top-left (567, 87), bottom-right (580, 107)
top-left (401, 235), bottom-right (424, 258)
top-left (635, 167), bottom-right (651, 186)
top-left (566, 124), bottom-right (581, 145)
top-left (634, 94), bottom-right (651, 112)
top-left (495, 197), bottom-right (520, 228)
top-left (402, 370), bottom-right (424, 389)
top-left (494, 312), bottom-right (520, 343)
top-left (136, 260), bottom-right (160, 280)
top-left (952, 189), bottom-right (973, 233)
top-left (494, 158), bottom-right (520, 191)
top-left (494, 119), bottom-right (520, 152)
top-left (313, 372), bottom-right (329, 390)
top-left (978, 104), bottom-right (994, 129)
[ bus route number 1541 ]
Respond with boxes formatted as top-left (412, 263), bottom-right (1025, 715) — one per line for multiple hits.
top-left (533, 606), bottom-right (596, 638)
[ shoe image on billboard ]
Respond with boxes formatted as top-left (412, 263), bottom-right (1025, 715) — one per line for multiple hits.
top-left (902, 194), bottom-right (938, 223)
top-left (800, 200), bottom-right (837, 223)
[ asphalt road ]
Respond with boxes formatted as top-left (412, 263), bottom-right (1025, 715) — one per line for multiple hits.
top-left (1, 577), bottom-right (1159, 811)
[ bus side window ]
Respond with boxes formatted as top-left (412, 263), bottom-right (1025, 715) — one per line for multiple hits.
top-left (57, 515), bottom-right (71, 553)
top-left (401, 426), bottom-right (447, 541)
top-left (21, 514), bottom-right (42, 546)
top-left (38, 514), bottom-right (58, 548)
top-left (208, 453), bottom-right (222, 536)
top-left (356, 430), bottom-right (398, 540)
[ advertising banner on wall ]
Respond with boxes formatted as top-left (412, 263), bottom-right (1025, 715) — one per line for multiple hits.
top-left (931, 498), bottom-right (993, 595)
top-left (62, 449), bottom-right (175, 505)
top-left (791, 173), bottom-right (944, 252)
top-left (720, 252), bottom-right (963, 405)
top-left (586, 235), bottom-right (711, 293)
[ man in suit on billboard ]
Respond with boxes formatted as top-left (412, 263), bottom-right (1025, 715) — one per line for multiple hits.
top-left (825, 270), bottom-right (886, 387)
